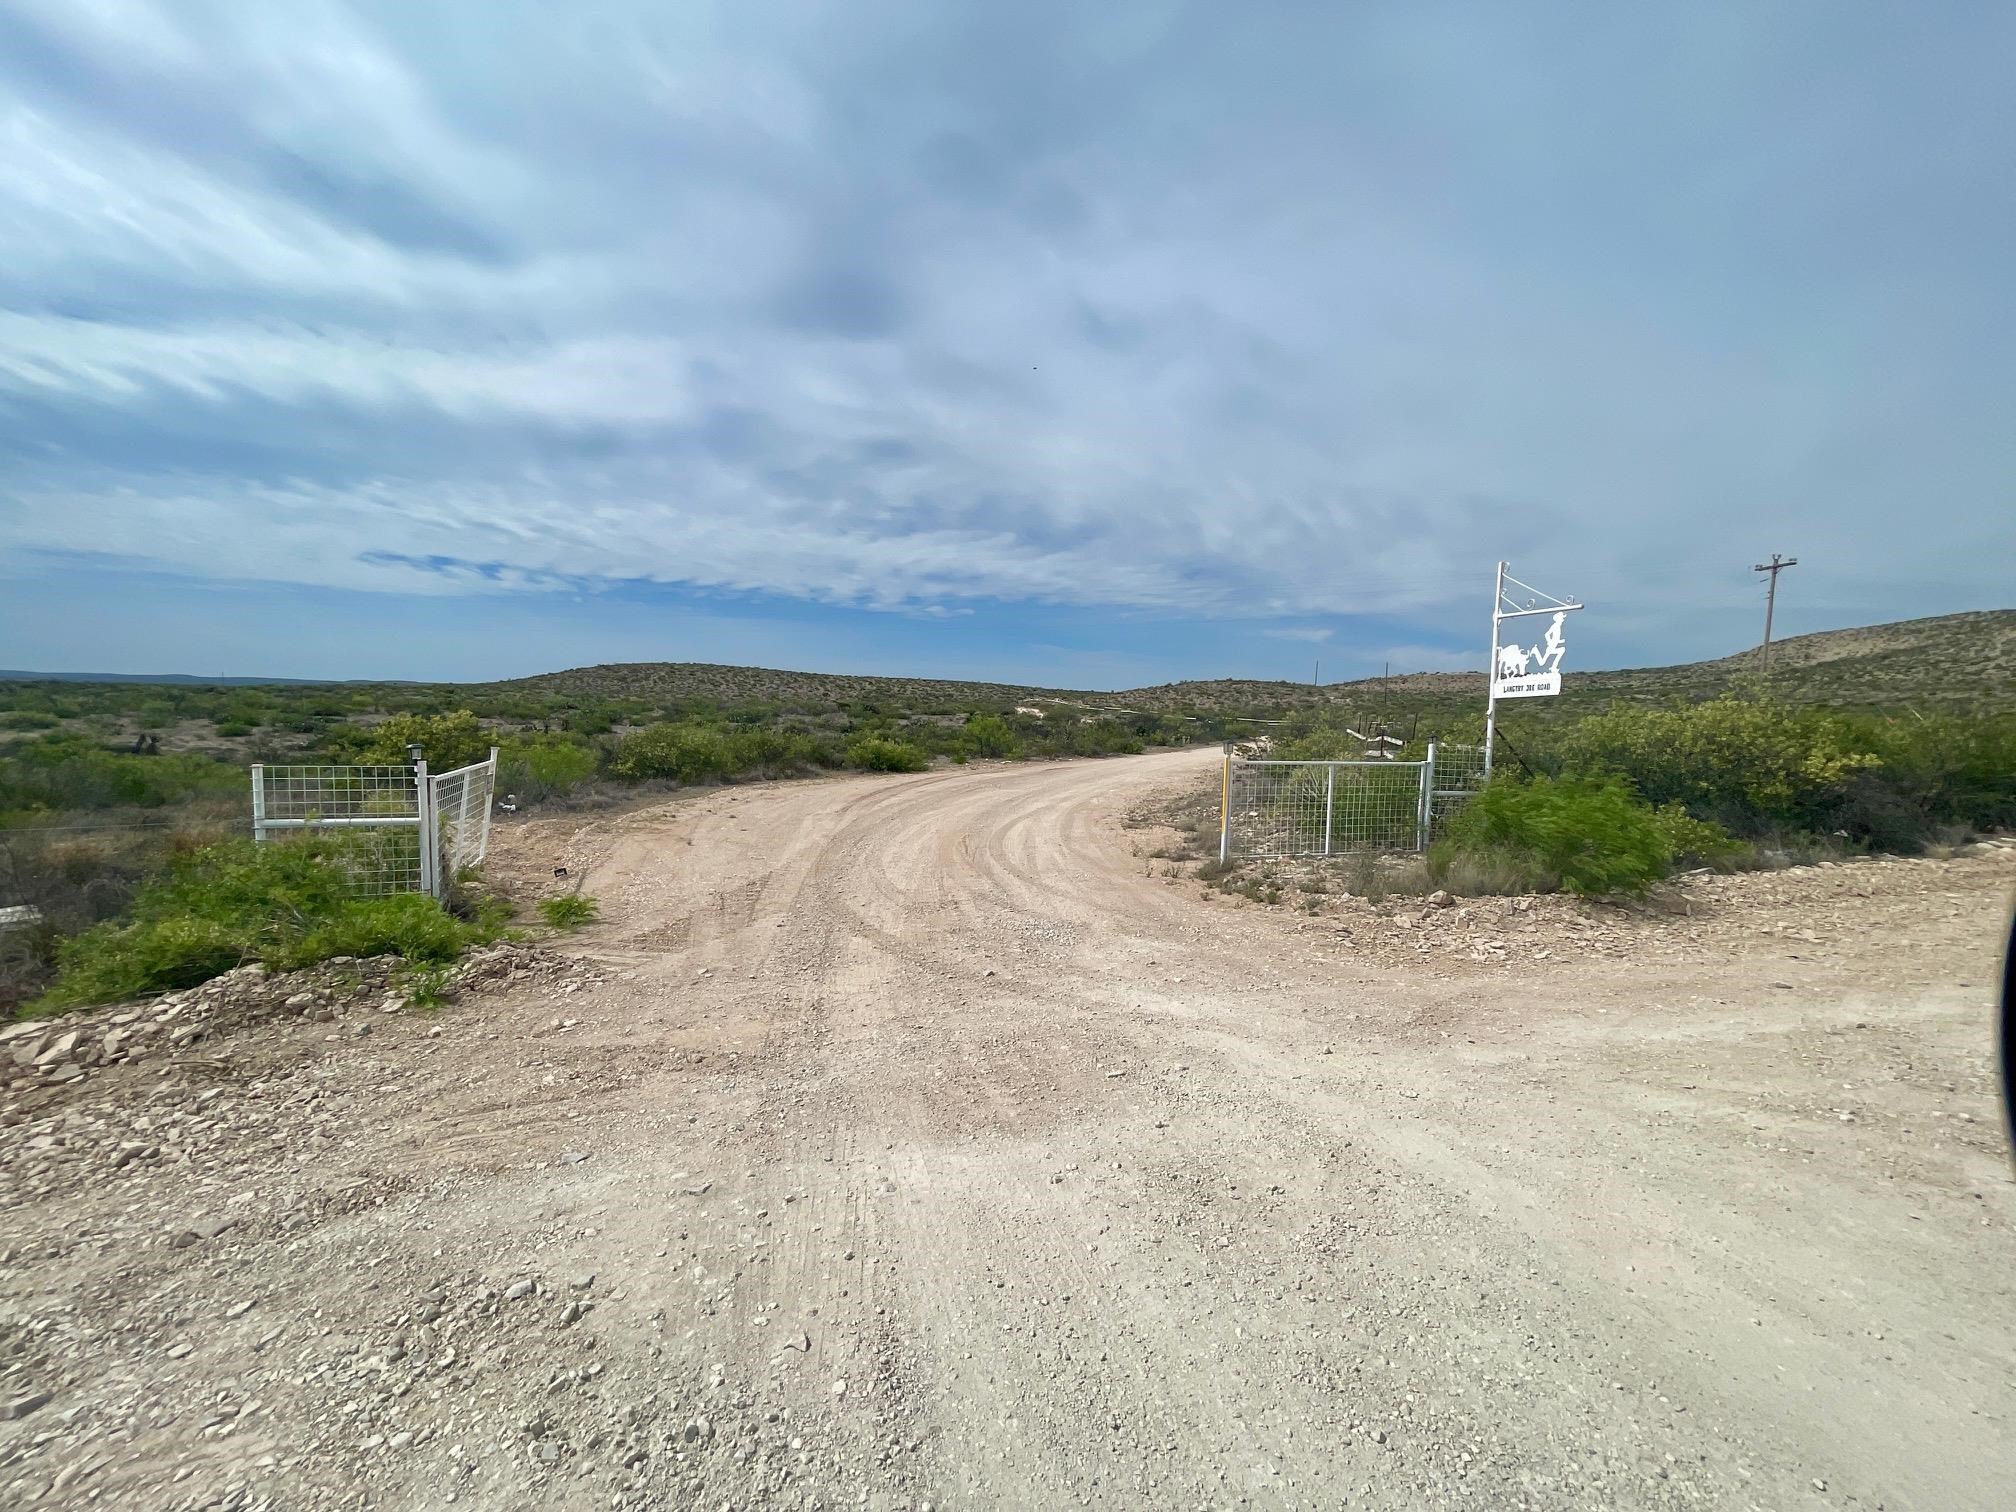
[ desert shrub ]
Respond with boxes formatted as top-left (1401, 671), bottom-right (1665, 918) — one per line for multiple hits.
top-left (1550, 698), bottom-right (1880, 835)
top-left (214, 721), bottom-right (255, 737)
top-left (959, 714), bottom-right (1022, 760)
top-left (0, 711), bottom-right (59, 731)
top-left (724, 727), bottom-right (835, 775)
top-left (610, 724), bottom-right (737, 783)
top-left (539, 894), bottom-right (600, 930)
top-left (334, 710), bottom-right (492, 771)
top-left (498, 735), bottom-right (600, 803)
top-left (1431, 776), bottom-right (1736, 896)
top-left (30, 837), bottom-right (489, 1012)
top-left (846, 737), bottom-right (930, 773)
top-left (1823, 711), bottom-right (2016, 847)
top-left (0, 736), bottom-right (242, 813)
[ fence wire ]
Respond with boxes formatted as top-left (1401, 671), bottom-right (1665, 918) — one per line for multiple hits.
top-left (251, 755), bottom-right (499, 899)
top-left (256, 765), bottom-right (417, 822)
top-left (253, 763), bottom-right (424, 898)
top-left (430, 757), bottom-right (498, 881)
top-left (1223, 743), bottom-right (1488, 860)
top-left (1430, 743), bottom-right (1488, 828)
top-left (1227, 760), bottom-right (1427, 858)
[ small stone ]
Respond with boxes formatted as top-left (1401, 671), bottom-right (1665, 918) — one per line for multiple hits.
top-left (165, 1342), bottom-right (192, 1360)
top-left (531, 1441), bottom-right (560, 1466)
top-left (1426, 890), bottom-right (1453, 907)
top-left (389, 1431), bottom-right (414, 1450)
top-left (33, 1032), bottom-right (79, 1067)
top-left (1770, 981), bottom-right (1794, 990)
top-left (831, 1379), bottom-right (848, 1397)
top-left (351, 1022), bottom-right (373, 1038)
top-left (1, 1390), bottom-right (51, 1421)
top-left (1812, 1479), bottom-right (1827, 1492)
top-left (505, 1279), bottom-right (536, 1301)
top-left (558, 1151), bottom-right (589, 1166)
top-left (225, 1300), bottom-right (256, 1319)
top-left (570, 1273), bottom-right (595, 1291)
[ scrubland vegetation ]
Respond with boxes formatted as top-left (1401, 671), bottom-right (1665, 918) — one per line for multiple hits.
top-left (5, 612), bottom-right (2012, 1012)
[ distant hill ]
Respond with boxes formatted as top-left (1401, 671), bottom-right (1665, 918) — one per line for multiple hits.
top-left (6, 608), bottom-right (2009, 717)
top-left (479, 663), bottom-right (1081, 710)
top-left (482, 608), bottom-right (2014, 717)
top-left (1112, 609), bottom-right (2016, 717)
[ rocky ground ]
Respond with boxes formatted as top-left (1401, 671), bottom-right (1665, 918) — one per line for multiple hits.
top-left (2, 748), bottom-right (2011, 1510)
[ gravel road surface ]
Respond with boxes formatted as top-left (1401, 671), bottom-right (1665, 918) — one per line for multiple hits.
top-left (4, 747), bottom-right (2012, 1510)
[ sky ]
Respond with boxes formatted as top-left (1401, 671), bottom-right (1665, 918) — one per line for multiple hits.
top-left (1, 1), bottom-right (2011, 688)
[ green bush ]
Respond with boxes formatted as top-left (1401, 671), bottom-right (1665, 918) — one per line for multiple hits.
top-left (1550, 698), bottom-right (1880, 835)
top-left (337, 710), bottom-right (492, 771)
top-left (1432, 776), bottom-right (1737, 896)
top-left (30, 838), bottom-right (489, 1012)
top-left (0, 736), bottom-right (241, 813)
top-left (846, 737), bottom-right (930, 773)
top-left (611, 724), bottom-right (737, 783)
top-left (960, 714), bottom-right (1022, 759)
top-left (499, 735), bottom-right (600, 803)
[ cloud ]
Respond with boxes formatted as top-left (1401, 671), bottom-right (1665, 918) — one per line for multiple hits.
top-left (0, 1), bottom-right (2010, 677)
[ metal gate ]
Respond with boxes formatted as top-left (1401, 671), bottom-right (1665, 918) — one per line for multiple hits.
top-left (251, 749), bottom-right (498, 898)
top-left (428, 754), bottom-right (499, 885)
top-left (1216, 742), bottom-right (1484, 861)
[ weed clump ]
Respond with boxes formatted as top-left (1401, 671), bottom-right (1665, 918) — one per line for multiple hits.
top-left (538, 894), bottom-right (601, 930)
top-left (31, 838), bottom-right (494, 1013)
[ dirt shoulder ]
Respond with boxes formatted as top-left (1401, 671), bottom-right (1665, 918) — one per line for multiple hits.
top-left (4, 748), bottom-right (2012, 1510)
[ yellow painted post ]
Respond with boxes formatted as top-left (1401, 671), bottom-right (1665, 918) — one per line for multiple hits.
top-left (1218, 744), bottom-right (1232, 864)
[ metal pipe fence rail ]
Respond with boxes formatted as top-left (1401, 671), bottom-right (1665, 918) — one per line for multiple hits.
top-left (1217, 743), bottom-right (1487, 862)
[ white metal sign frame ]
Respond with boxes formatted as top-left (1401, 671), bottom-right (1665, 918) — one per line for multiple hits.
top-left (1484, 561), bottom-right (1584, 776)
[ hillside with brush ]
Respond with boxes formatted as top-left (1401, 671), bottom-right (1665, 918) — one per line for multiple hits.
top-left (487, 608), bottom-right (2014, 719)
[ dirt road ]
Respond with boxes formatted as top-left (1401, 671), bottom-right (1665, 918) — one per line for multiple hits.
top-left (5, 748), bottom-right (2013, 1510)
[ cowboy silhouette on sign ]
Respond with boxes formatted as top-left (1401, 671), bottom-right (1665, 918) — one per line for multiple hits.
top-left (1536, 611), bottom-right (1567, 673)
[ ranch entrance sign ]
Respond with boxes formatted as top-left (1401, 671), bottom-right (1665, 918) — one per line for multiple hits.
top-left (1484, 561), bottom-right (1584, 773)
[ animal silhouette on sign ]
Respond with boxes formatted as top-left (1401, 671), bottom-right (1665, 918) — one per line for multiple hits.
top-left (1496, 644), bottom-right (1531, 678)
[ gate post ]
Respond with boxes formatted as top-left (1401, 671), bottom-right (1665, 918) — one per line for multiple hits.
top-left (411, 749), bottom-right (437, 899)
top-left (1322, 764), bottom-right (1336, 856)
top-left (250, 764), bottom-right (266, 842)
top-left (1218, 743), bottom-right (1233, 864)
top-left (1418, 740), bottom-right (1438, 851)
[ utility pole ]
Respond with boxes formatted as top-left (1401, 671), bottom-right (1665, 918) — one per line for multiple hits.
top-left (1313, 659), bottom-right (1320, 687)
top-left (1752, 553), bottom-right (1798, 672)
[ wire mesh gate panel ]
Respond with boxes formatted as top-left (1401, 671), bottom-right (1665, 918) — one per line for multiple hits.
top-left (251, 750), bottom-right (499, 898)
top-left (250, 763), bottom-right (425, 896)
top-left (1225, 758), bottom-right (1431, 858)
top-left (429, 753), bottom-right (498, 881)
top-left (1429, 743), bottom-right (1487, 828)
